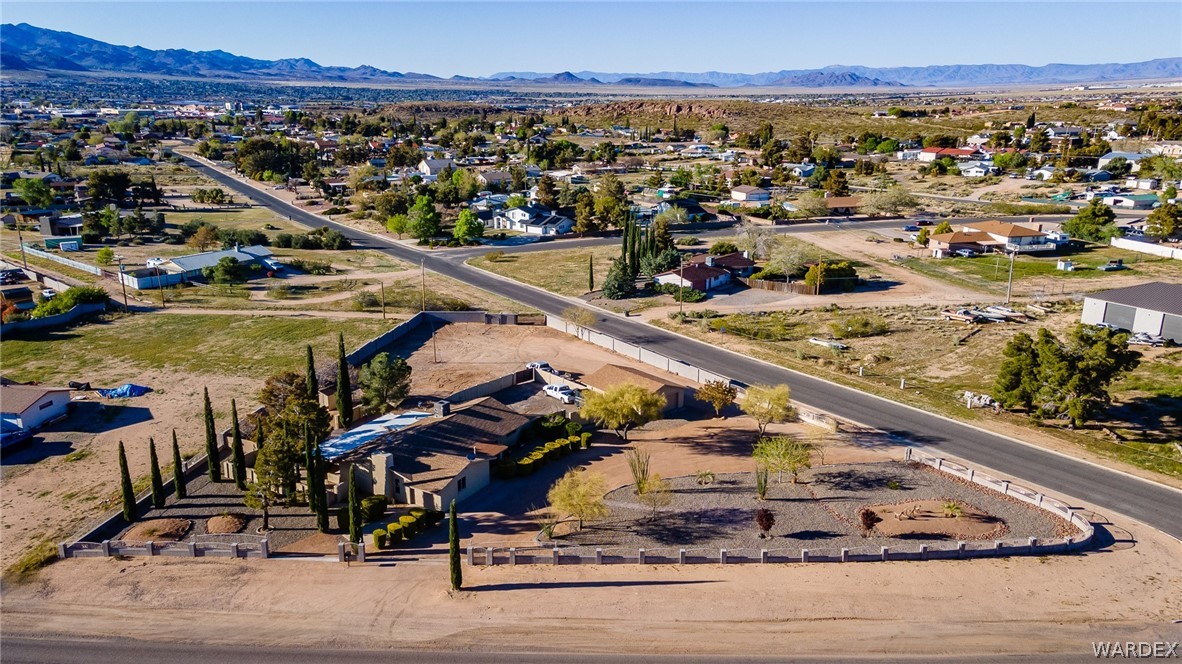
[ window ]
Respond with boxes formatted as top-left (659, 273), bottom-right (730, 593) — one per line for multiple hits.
top-left (458, 476), bottom-right (467, 492)
top-left (38, 400), bottom-right (55, 410)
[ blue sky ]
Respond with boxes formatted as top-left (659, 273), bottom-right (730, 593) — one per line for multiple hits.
top-left (4, 2), bottom-right (1180, 77)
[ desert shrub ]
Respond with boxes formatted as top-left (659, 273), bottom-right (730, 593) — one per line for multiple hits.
top-left (858, 508), bottom-right (882, 531)
top-left (352, 291), bottom-right (380, 310)
top-left (287, 258), bottom-right (334, 275)
top-left (675, 236), bottom-right (702, 246)
top-left (830, 315), bottom-right (889, 339)
top-left (361, 495), bottom-right (388, 522)
top-left (652, 282), bottom-right (706, 302)
top-left (273, 233), bottom-right (294, 248)
top-left (267, 284), bottom-right (291, 299)
top-left (485, 250), bottom-right (506, 262)
top-left (887, 479), bottom-right (903, 490)
top-left (372, 528), bottom-right (387, 550)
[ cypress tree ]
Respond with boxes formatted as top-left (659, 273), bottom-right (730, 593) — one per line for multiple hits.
top-left (118, 441), bottom-right (136, 523)
top-left (449, 499), bottom-right (462, 591)
top-left (230, 399), bottom-right (247, 490)
top-left (148, 437), bottom-right (165, 509)
top-left (336, 333), bottom-right (354, 428)
top-left (588, 254), bottom-right (595, 292)
top-left (347, 465), bottom-right (362, 545)
top-left (203, 387), bottom-right (221, 481)
top-left (171, 430), bottom-right (186, 500)
top-left (314, 446), bottom-right (329, 533)
top-left (305, 344), bottom-right (318, 402)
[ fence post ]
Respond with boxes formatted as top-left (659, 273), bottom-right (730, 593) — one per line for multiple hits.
top-left (760, 549), bottom-right (769, 564)
top-left (904, 447), bottom-right (912, 461)
top-left (957, 541), bottom-right (966, 558)
top-left (936, 458), bottom-right (944, 471)
top-left (357, 541), bottom-right (366, 563)
top-left (467, 545), bottom-right (474, 566)
top-left (919, 545), bottom-right (927, 561)
top-left (509, 548), bottom-right (516, 566)
top-left (484, 546), bottom-right (493, 566)
top-left (146, 541), bottom-right (156, 557)
top-left (1036, 493), bottom-right (1044, 507)
top-left (840, 548), bottom-right (849, 563)
top-left (1001, 480), bottom-right (1011, 495)
top-left (720, 549), bottom-right (728, 564)
top-left (994, 541), bottom-right (1003, 555)
top-left (967, 469), bottom-right (975, 482)
top-left (188, 541), bottom-right (197, 557)
top-left (802, 549), bottom-right (809, 563)
top-left (337, 542), bottom-right (346, 563)
top-left (881, 547), bottom-right (889, 561)
top-left (230, 543), bottom-right (239, 559)
top-left (679, 549), bottom-right (686, 564)
top-left (1028, 537), bottom-right (1038, 553)
top-left (552, 548), bottom-right (560, 565)
top-left (260, 539), bottom-right (269, 559)
top-left (596, 548), bottom-right (603, 564)
top-left (101, 540), bottom-right (111, 556)
top-left (638, 548), bottom-right (646, 564)
top-left (58, 542), bottom-right (69, 559)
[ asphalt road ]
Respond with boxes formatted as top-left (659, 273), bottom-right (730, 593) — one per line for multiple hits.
top-left (185, 156), bottom-right (1182, 540)
top-left (0, 635), bottom-right (1097, 664)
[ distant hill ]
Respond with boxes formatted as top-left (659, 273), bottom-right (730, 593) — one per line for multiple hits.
top-left (4, 23), bottom-right (1179, 89)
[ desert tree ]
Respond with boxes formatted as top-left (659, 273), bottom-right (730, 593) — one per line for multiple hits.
top-left (754, 436), bottom-right (813, 484)
top-left (695, 380), bottom-right (738, 418)
top-left (243, 437), bottom-right (284, 532)
top-left (579, 383), bottom-right (666, 440)
top-left (741, 384), bottom-right (796, 438)
top-left (636, 473), bottom-right (672, 521)
top-left (547, 469), bottom-right (609, 532)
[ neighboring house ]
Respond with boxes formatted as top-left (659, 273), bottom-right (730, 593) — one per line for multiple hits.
top-left (688, 251), bottom-right (756, 277)
top-left (1147, 141), bottom-right (1182, 158)
top-left (1097, 152), bottom-right (1148, 171)
top-left (1030, 166), bottom-right (1057, 181)
top-left (334, 398), bottom-right (534, 510)
top-left (959, 161), bottom-right (998, 178)
top-left (477, 170), bottom-right (511, 189)
top-left (0, 383), bottom-right (71, 434)
top-left (39, 212), bottom-right (84, 237)
top-left (1108, 193), bottom-right (1160, 210)
top-left (917, 147), bottom-right (980, 162)
top-left (1078, 169), bottom-right (1113, 182)
top-left (730, 185), bottom-right (770, 202)
top-left (580, 364), bottom-right (687, 413)
top-left (493, 205), bottom-right (574, 235)
top-left (824, 195), bottom-right (862, 216)
top-left (418, 158), bottom-right (456, 177)
top-left (653, 262), bottom-right (730, 292)
top-left (165, 245), bottom-right (272, 279)
top-left (1125, 177), bottom-right (1161, 191)
top-left (787, 162), bottom-right (818, 177)
top-left (1081, 282), bottom-right (1182, 342)
top-left (958, 220), bottom-right (1056, 253)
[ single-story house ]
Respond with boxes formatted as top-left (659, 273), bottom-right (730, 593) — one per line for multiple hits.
top-left (1147, 141), bottom-right (1182, 158)
top-left (928, 231), bottom-right (988, 257)
top-left (1097, 152), bottom-right (1148, 171)
top-left (824, 195), bottom-right (863, 216)
top-left (477, 170), bottom-right (511, 188)
top-left (1081, 282), bottom-right (1182, 342)
top-left (688, 251), bottom-right (756, 277)
top-left (165, 244), bottom-right (272, 280)
top-left (1108, 194), bottom-right (1160, 210)
top-left (918, 147), bottom-right (980, 163)
top-left (1125, 177), bottom-right (1161, 191)
top-left (418, 158), bottom-right (455, 177)
top-left (786, 162), bottom-right (817, 178)
top-left (335, 397), bottom-right (534, 510)
top-left (653, 263), bottom-right (730, 292)
top-left (958, 220), bottom-right (1056, 253)
top-left (959, 161), bottom-right (998, 178)
top-left (39, 212), bottom-right (85, 237)
top-left (730, 185), bottom-right (770, 202)
top-left (0, 383), bottom-right (71, 434)
top-left (580, 364), bottom-right (687, 413)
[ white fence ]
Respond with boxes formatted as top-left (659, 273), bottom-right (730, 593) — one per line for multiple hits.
top-left (60, 537), bottom-right (271, 560)
top-left (20, 244), bottom-right (103, 275)
top-left (1110, 237), bottom-right (1182, 260)
top-left (467, 447), bottom-right (1095, 566)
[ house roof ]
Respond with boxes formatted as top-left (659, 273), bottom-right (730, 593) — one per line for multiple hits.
top-left (962, 220), bottom-right (1046, 239)
top-left (167, 245), bottom-right (272, 273)
top-left (689, 251), bottom-right (755, 270)
top-left (0, 384), bottom-right (70, 415)
top-left (582, 364), bottom-right (682, 394)
top-left (1099, 151), bottom-right (1149, 162)
top-left (929, 231), bottom-right (985, 245)
top-left (731, 185), bottom-right (768, 194)
top-left (654, 263), bottom-right (729, 283)
top-left (824, 196), bottom-right (863, 209)
top-left (1086, 282), bottom-right (1182, 316)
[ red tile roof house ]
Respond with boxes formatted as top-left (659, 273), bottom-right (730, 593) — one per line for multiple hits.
top-left (653, 261), bottom-right (731, 291)
top-left (928, 220), bottom-right (1055, 256)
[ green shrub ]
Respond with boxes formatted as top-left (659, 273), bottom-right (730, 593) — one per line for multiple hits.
top-left (386, 524), bottom-right (403, 543)
top-left (398, 515), bottom-right (418, 537)
top-left (580, 432), bottom-right (592, 449)
top-left (518, 458), bottom-right (536, 475)
top-left (361, 495), bottom-right (388, 522)
top-left (829, 315), bottom-right (889, 339)
top-left (565, 421), bottom-right (583, 437)
top-left (408, 507), bottom-right (426, 519)
top-left (30, 286), bottom-right (109, 319)
top-left (372, 528), bottom-right (387, 550)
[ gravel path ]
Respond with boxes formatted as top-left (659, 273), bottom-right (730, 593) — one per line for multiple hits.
top-left (558, 461), bottom-right (1074, 554)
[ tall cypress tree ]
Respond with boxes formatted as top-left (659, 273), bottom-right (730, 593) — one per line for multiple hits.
top-left (336, 333), bottom-right (354, 428)
top-left (171, 430), bottom-right (186, 500)
top-left (230, 399), bottom-right (247, 490)
top-left (347, 465), bottom-right (362, 545)
top-left (314, 446), bottom-right (329, 533)
top-left (305, 344), bottom-right (318, 402)
top-left (588, 254), bottom-right (595, 292)
top-left (148, 437), bottom-right (165, 509)
top-left (449, 499), bottom-right (462, 591)
top-left (203, 387), bottom-right (221, 481)
top-left (118, 441), bottom-right (136, 523)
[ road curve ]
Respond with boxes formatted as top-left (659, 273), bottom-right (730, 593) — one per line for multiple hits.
top-left (184, 156), bottom-right (1182, 540)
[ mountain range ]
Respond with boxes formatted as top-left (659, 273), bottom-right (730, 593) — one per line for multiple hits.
top-left (3, 23), bottom-right (1179, 89)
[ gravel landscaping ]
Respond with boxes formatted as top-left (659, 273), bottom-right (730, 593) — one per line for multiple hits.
top-left (557, 461), bottom-right (1077, 554)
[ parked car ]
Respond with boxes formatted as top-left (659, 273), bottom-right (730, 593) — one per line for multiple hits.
top-left (1094, 322), bottom-right (1121, 331)
top-left (1128, 332), bottom-right (1165, 347)
top-left (39, 288), bottom-right (57, 299)
top-left (262, 258), bottom-right (283, 271)
top-left (915, 220), bottom-right (934, 226)
top-left (526, 361), bottom-right (553, 372)
top-left (145, 257), bottom-right (166, 268)
top-left (543, 384), bottom-right (577, 404)
top-left (953, 249), bottom-right (977, 258)
top-left (901, 225), bottom-right (920, 232)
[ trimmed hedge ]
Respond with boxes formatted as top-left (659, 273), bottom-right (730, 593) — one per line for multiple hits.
top-left (361, 495), bottom-right (388, 523)
top-left (386, 524), bottom-right (403, 543)
top-left (372, 528), bottom-right (387, 550)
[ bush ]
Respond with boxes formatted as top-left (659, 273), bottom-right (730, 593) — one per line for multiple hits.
top-left (675, 236), bottom-right (702, 246)
top-left (352, 291), bottom-right (380, 310)
top-left (95, 247), bottom-right (115, 265)
top-left (273, 233), bottom-right (294, 248)
top-left (386, 524), bottom-right (403, 543)
top-left (287, 258), bottom-right (334, 275)
top-left (30, 286), bottom-right (109, 319)
top-left (517, 458), bottom-right (536, 475)
top-left (830, 315), bottom-right (889, 339)
top-left (710, 241), bottom-right (739, 255)
top-left (565, 420), bottom-right (583, 437)
top-left (653, 282), bottom-right (706, 302)
top-left (580, 432), bottom-right (592, 449)
top-left (398, 514), bottom-right (418, 537)
top-left (361, 495), bottom-right (388, 522)
top-left (372, 528), bottom-right (387, 550)
top-left (485, 250), bottom-right (506, 263)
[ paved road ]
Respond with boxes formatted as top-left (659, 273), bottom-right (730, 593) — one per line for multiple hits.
top-left (185, 156), bottom-right (1182, 540)
top-left (0, 635), bottom-right (1095, 664)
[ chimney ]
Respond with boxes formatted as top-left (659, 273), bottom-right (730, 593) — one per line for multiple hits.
top-left (705, 255), bottom-right (716, 267)
top-left (434, 400), bottom-right (451, 418)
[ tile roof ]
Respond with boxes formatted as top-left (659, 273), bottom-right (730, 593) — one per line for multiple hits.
top-left (689, 251), bottom-right (755, 269)
top-left (929, 231), bottom-right (985, 244)
top-left (654, 264), bottom-right (729, 282)
top-left (1086, 282), bottom-right (1182, 316)
top-left (731, 185), bottom-right (768, 194)
top-left (962, 220), bottom-right (1047, 239)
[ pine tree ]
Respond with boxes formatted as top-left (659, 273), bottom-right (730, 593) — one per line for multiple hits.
top-left (203, 387), bottom-right (221, 481)
top-left (449, 499), bottom-right (462, 591)
top-left (171, 430), bottom-right (186, 500)
top-left (347, 465), bottom-right (362, 545)
top-left (118, 441), bottom-right (136, 523)
top-left (336, 333), bottom-right (354, 428)
top-left (230, 399), bottom-right (247, 490)
top-left (588, 254), bottom-right (595, 292)
top-left (148, 437), bottom-right (165, 509)
top-left (305, 344), bottom-right (318, 402)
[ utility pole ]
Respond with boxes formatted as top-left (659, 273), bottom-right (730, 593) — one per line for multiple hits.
top-left (15, 218), bottom-right (28, 268)
top-left (1005, 250), bottom-right (1016, 304)
top-left (420, 259), bottom-right (426, 313)
top-left (155, 265), bottom-right (166, 309)
top-left (116, 258), bottom-right (129, 313)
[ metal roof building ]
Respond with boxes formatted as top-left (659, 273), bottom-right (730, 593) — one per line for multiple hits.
top-left (1080, 281), bottom-right (1182, 342)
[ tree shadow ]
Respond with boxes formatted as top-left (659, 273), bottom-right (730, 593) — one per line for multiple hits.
top-left (0, 438), bottom-right (76, 465)
top-left (784, 529), bottom-right (841, 540)
top-left (475, 580), bottom-right (718, 592)
top-left (812, 468), bottom-right (914, 492)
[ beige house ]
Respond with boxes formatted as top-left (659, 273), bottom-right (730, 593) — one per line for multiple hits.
top-left (581, 364), bottom-right (688, 413)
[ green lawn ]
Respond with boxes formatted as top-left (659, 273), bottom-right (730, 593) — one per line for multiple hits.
top-left (0, 314), bottom-right (394, 384)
